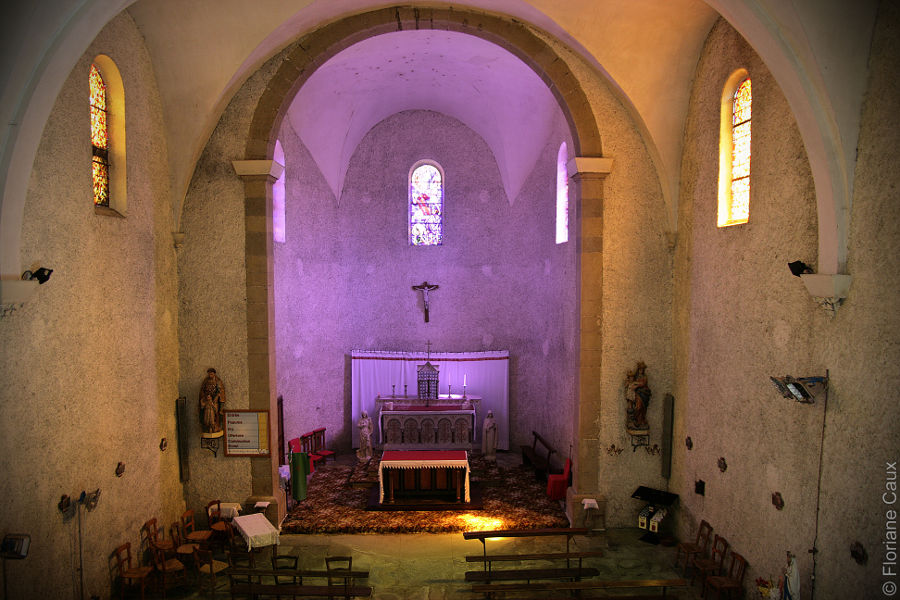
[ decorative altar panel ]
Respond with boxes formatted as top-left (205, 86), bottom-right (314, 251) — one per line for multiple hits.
top-left (351, 350), bottom-right (509, 449)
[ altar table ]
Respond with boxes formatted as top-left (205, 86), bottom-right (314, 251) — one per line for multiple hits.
top-left (232, 513), bottom-right (279, 549)
top-left (378, 450), bottom-right (470, 504)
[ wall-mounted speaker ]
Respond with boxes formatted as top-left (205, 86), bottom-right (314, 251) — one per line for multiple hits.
top-left (176, 396), bottom-right (190, 482)
top-left (661, 393), bottom-right (674, 479)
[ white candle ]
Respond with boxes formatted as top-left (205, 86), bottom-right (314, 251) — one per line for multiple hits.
top-left (464, 374), bottom-right (467, 386)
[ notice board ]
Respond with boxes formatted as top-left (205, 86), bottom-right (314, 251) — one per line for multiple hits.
top-left (224, 410), bottom-right (270, 457)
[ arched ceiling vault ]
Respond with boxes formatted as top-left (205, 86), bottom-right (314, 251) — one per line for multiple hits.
top-left (0, 0), bottom-right (879, 276)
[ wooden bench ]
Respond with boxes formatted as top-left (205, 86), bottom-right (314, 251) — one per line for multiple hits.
top-left (470, 577), bottom-right (689, 598)
top-left (520, 431), bottom-right (557, 480)
top-left (464, 528), bottom-right (600, 586)
top-left (228, 566), bottom-right (372, 597)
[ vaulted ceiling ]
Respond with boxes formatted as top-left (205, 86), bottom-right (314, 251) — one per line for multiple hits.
top-left (0, 0), bottom-right (879, 275)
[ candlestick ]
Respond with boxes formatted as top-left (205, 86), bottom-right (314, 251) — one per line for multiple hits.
top-left (448, 384), bottom-right (452, 397)
top-left (404, 384), bottom-right (407, 397)
top-left (463, 384), bottom-right (467, 398)
top-left (392, 384), bottom-right (396, 397)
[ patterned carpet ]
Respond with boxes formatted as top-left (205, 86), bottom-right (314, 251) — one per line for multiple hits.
top-left (281, 453), bottom-right (569, 534)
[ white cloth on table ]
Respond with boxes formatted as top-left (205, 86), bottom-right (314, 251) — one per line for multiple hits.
top-left (210, 502), bottom-right (242, 520)
top-left (232, 513), bottom-right (279, 550)
top-left (378, 450), bottom-right (470, 503)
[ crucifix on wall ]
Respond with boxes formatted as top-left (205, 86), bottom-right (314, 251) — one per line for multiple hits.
top-left (412, 281), bottom-right (439, 322)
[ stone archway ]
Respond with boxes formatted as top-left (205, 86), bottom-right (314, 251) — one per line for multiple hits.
top-left (236, 6), bottom-right (608, 519)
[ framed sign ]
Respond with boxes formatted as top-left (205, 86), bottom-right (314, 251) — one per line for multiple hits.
top-left (224, 410), bottom-right (270, 457)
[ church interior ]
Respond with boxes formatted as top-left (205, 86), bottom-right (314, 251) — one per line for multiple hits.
top-left (1, 0), bottom-right (898, 598)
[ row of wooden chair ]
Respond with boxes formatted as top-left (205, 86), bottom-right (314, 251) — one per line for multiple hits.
top-left (117, 504), bottom-right (236, 599)
top-left (288, 427), bottom-right (335, 472)
top-left (674, 519), bottom-right (747, 599)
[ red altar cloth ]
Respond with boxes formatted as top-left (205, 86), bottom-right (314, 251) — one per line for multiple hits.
top-left (382, 450), bottom-right (467, 462)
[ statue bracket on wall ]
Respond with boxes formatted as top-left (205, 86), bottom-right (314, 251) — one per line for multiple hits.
top-left (201, 432), bottom-right (223, 457)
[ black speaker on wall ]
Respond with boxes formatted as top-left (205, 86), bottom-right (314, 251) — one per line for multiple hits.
top-left (661, 393), bottom-right (674, 479)
top-left (176, 396), bottom-right (190, 482)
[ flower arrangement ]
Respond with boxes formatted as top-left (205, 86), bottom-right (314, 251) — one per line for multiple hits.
top-left (756, 577), bottom-right (780, 599)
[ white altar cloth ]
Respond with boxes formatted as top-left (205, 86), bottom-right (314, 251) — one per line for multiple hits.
top-left (232, 513), bottom-right (279, 549)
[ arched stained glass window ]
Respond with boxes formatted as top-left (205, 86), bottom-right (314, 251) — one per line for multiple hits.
top-left (718, 71), bottom-right (751, 227)
top-left (409, 162), bottom-right (443, 246)
top-left (556, 142), bottom-right (569, 244)
top-left (90, 64), bottom-right (109, 207)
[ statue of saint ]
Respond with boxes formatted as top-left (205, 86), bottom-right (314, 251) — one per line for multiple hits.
top-left (357, 411), bottom-right (374, 461)
top-left (482, 410), bottom-right (498, 461)
top-left (625, 362), bottom-right (651, 430)
top-left (199, 368), bottom-right (226, 435)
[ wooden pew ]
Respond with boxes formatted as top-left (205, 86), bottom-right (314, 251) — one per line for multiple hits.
top-left (228, 566), bottom-right (372, 597)
top-left (464, 528), bottom-right (600, 585)
top-left (519, 431), bottom-right (557, 480)
top-left (470, 577), bottom-right (689, 599)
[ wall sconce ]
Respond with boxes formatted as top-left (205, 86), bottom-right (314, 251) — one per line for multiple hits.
top-left (772, 491), bottom-right (785, 510)
top-left (770, 373), bottom-right (828, 403)
top-left (1, 267), bottom-right (53, 317)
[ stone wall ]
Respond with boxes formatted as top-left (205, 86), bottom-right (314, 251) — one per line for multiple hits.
top-left (274, 109), bottom-right (578, 458)
top-left (673, 15), bottom-right (900, 598)
top-left (0, 13), bottom-right (181, 598)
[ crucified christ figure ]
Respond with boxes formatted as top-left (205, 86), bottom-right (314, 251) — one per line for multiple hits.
top-left (412, 281), bottom-right (439, 323)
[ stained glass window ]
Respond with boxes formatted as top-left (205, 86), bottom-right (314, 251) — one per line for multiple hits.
top-left (556, 142), bottom-right (569, 244)
top-left (729, 78), bottom-right (751, 223)
top-left (409, 162), bottom-right (443, 246)
top-left (90, 64), bottom-right (109, 207)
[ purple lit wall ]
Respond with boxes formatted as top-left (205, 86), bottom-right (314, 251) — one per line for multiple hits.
top-left (274, 109), bottom-right (577, 457)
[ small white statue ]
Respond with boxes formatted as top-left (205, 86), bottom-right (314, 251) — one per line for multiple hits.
top-left (482, 410), bottom-right (498, 461)
top-left (357, 411), bottom-right (374, 461)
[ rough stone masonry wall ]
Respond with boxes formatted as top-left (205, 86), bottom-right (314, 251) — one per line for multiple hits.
top-left (274, 109), bottom-right (579, 458)
top-left (673, 15), bottom-right (900, 598)
top-left (0, 13), bottom-right (181, 599)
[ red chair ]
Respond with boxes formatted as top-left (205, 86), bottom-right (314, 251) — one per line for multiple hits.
top-left (313, 427), bottom-right (336, 462)
top-left (300, 432), bottom-right (323, 472)
top-left (546, 458), bottom-right (571, 500)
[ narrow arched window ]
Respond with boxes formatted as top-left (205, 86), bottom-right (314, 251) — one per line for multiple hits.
top-left (273, 139), bottom-right (286, 243)
top-left (718, 72), bottom-right (751, 227)
top-left (90, 64), bottom-right (109, 207)
top-left (90, 56), bottom-right (126, 215)
top-left (409, 161), bottom-right (444, 246)
top-left (556, 142), bottom-right (569, 244)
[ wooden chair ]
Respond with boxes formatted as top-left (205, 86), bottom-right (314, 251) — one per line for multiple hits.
top-left (149, 540), bottom-right (187, 598)
top-left (705, 551), bottom-right (748, 599)
top-left (113, 542), bottom-right (153, 600)
top-left (272, 550), bottom-right (301, 598)
top-left (546, 458), bottom-right (571, 501)
top-left (193, 546), bottom-right (229, 599)
top-left (325, 555), bottom-right (353, 600)
top-left (691, 534), bottom-right (729, 586)
top-left (674, 519), bottom-right (712, 574)
top-left (170, 522), bottom-right (199, 567)
top-left (313, 428), bottom-right (335, 462)
top-left (140, 518), bottom-right (174, 555)
top-left (181, 509), bottom-right (213, 544)
top-left (300, 432), bottom-right (323, 471)
top-left (206, 500), bottom-right (228, 535)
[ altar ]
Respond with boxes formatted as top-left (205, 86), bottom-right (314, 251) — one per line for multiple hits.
top-left (377, 395), bottom-right (479, 449)
top-left (378, 450), bottom-right (470, 504)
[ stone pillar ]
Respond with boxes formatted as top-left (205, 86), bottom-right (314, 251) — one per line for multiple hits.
top-left (233, 158), bottom-right (284, 524)
top-left (566, 156), bottom-right (612, 531)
